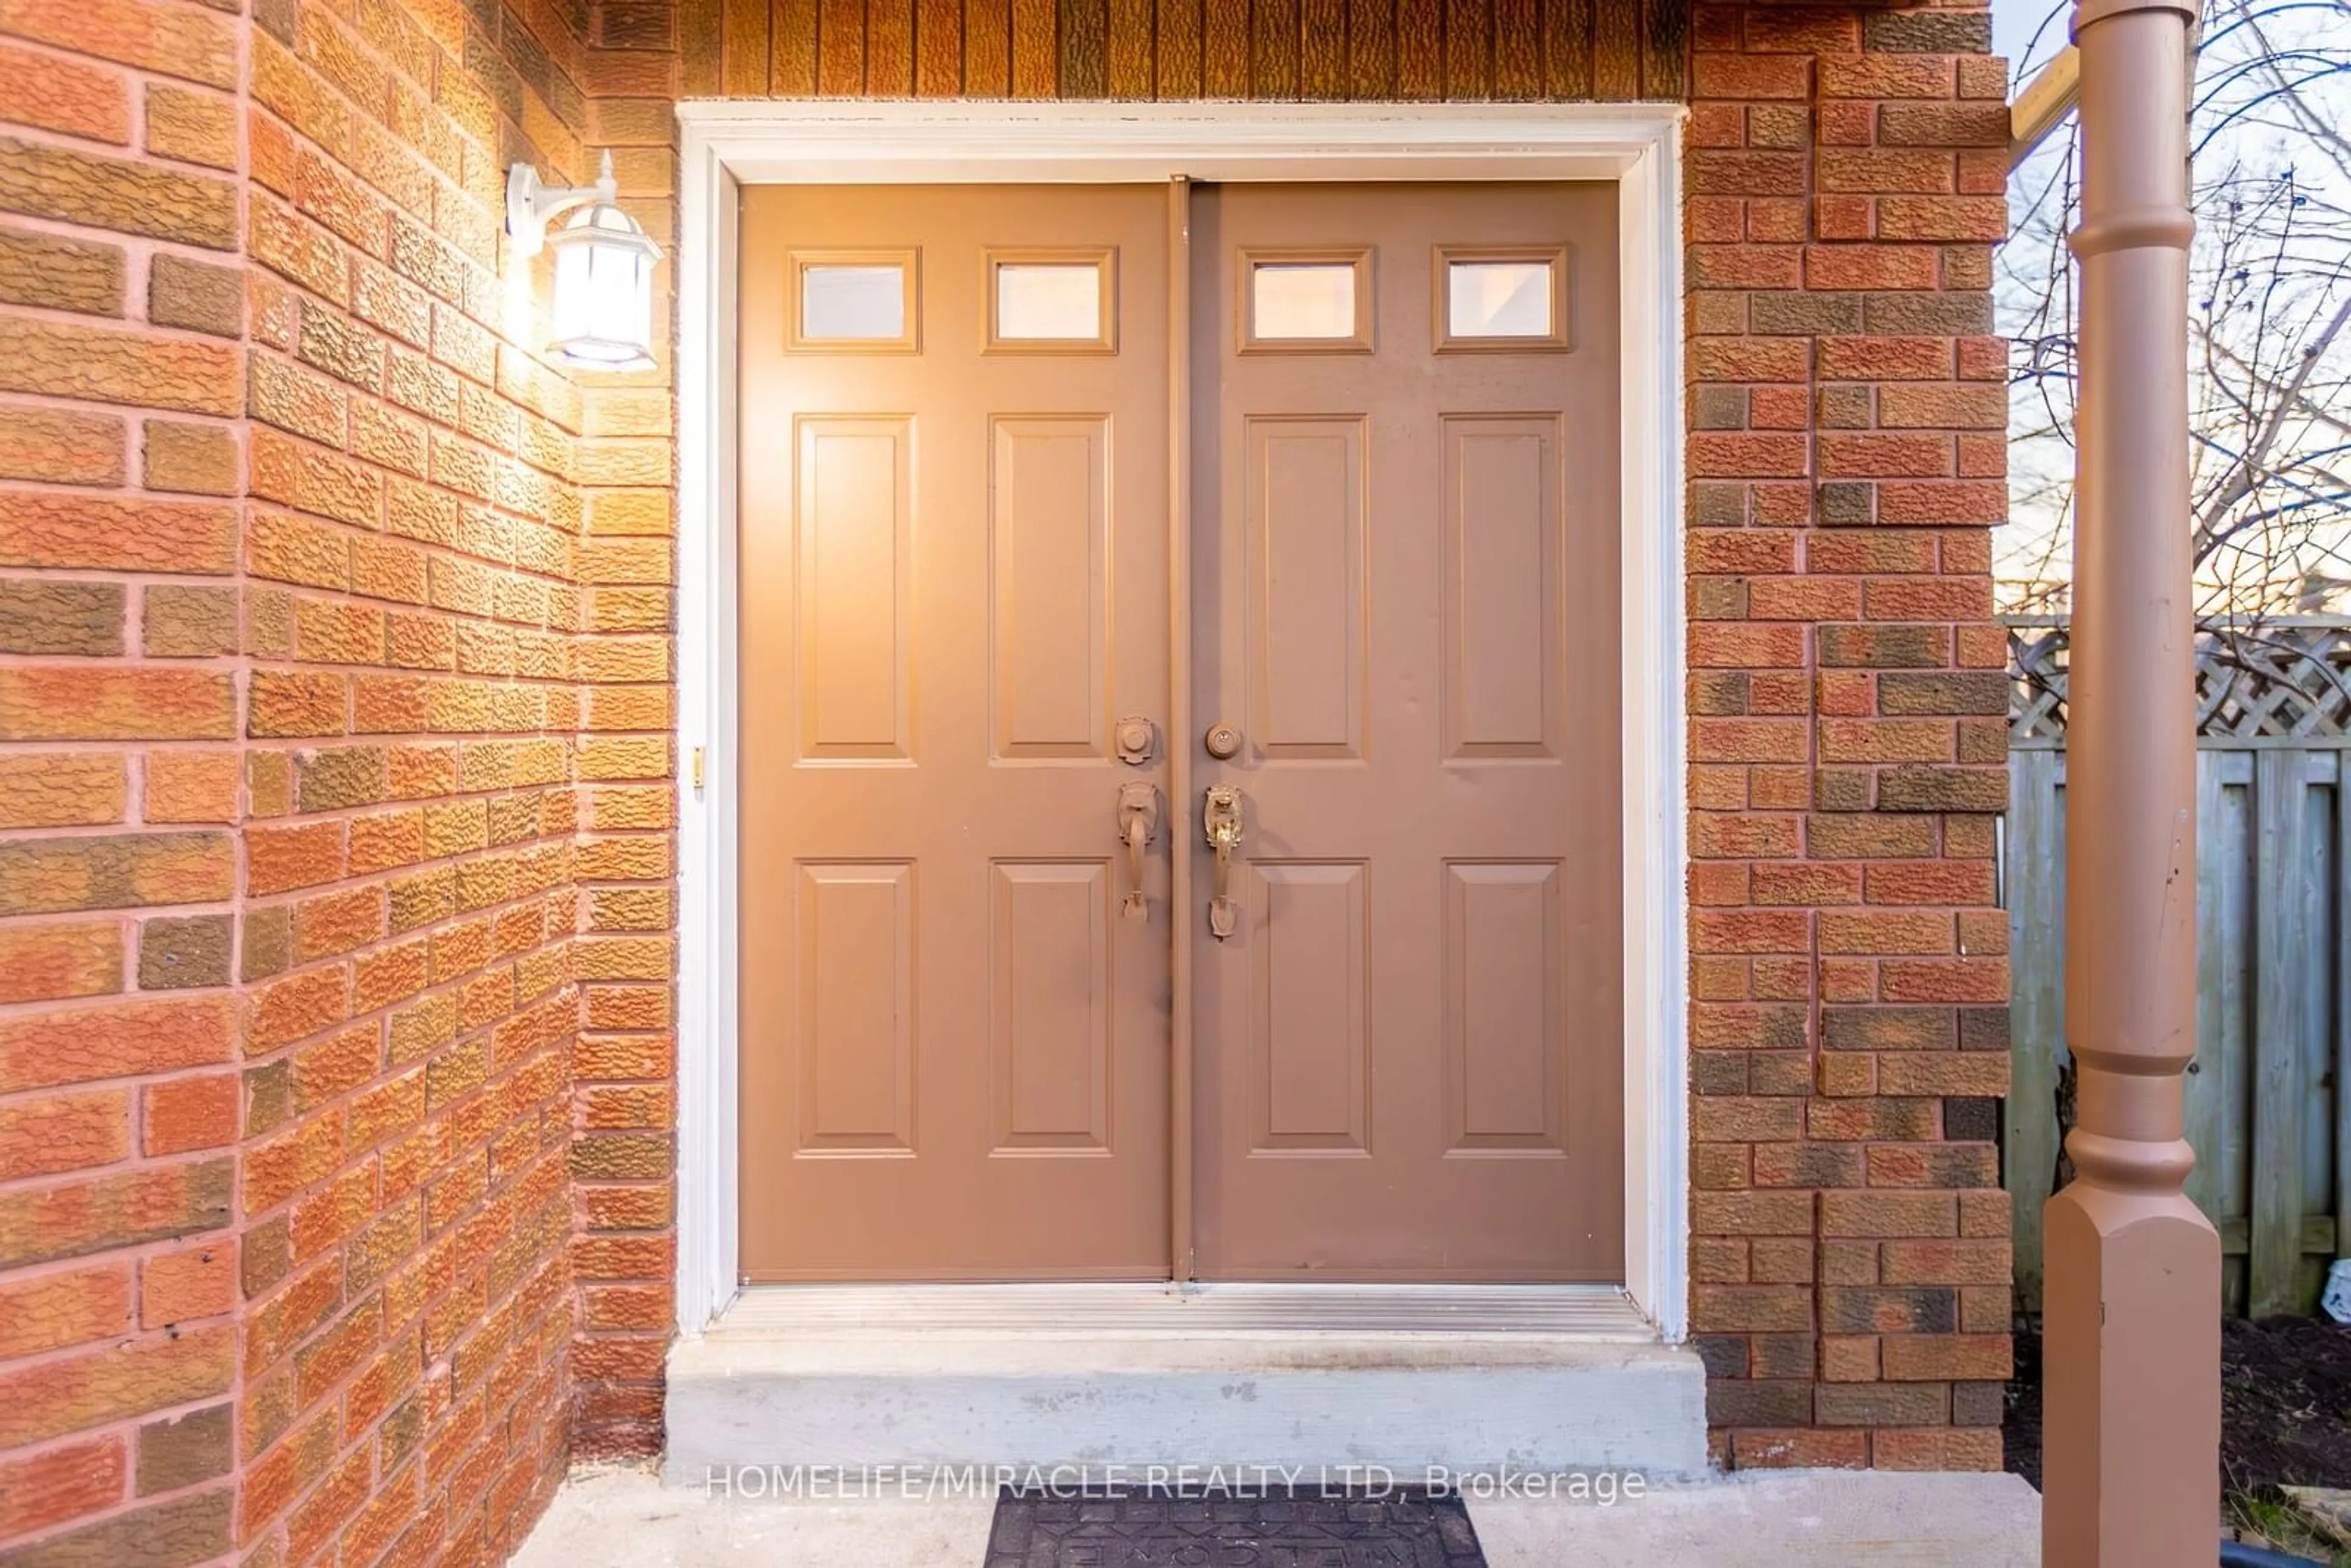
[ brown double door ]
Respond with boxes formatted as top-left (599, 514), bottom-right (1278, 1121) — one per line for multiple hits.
top-left (739, 181), bottom-right (1622, 1283)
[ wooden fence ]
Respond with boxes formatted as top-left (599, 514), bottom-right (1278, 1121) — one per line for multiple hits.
top-left (2004, 615), bottom-right (2351, 1316)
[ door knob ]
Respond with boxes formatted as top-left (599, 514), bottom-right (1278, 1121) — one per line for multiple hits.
top-left (1115, 716), bottom-right (1157, 765)
top-left (1116, 783), bottom-right (1160, 921)
top-left (1202, 784), bottom-right (1243, 939)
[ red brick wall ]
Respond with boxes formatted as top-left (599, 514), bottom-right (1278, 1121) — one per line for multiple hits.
top-left (558, 0), bottom-right (2018, 1472)
top-left (233, 0), bottom-right (598, 1550)
top-left (1684, 1), bottom-right (2012, 1469)
top-left (1, 0), bottom-right (266, 1555)
top-left (563, 1), bottom-right (679, 1460)
top-left (0, 0), bottom-right (620, 1553)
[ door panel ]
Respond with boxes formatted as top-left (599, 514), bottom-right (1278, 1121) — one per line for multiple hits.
top-left (1245, 416), bottom-right (1367, 759)
top-left (989, 860), bottom-right (1114, 1152)
top-left (797, 416), bottom-right (912, 759)
top-left (989, 416), bottom-right (1111, 759)
top-left (1248, 859), bottom-right (1370, 1153)
top-left (740, 186), bottom-right (1171, 1280)
top-left (1442, 414), bottom-right (1563, 760)
top-left (1191, 182), bottom-right (1625, 1281)
top-left (1443, 859), bottom-right (1566, 1153)
top-left (797, 861), bottom-right (915, 1152)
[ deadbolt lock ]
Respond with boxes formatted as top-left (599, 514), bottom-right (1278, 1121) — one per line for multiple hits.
top-left (1203, 721), bottom-right (1243, 760)
top-left (1114, 716), bottom-right (1157, 766)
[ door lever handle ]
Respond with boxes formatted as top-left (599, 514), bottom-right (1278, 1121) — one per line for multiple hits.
top-left (1116, 784), bottom-right (1160, 921)
top-left (1202, 785), bottom-right (1243, 940)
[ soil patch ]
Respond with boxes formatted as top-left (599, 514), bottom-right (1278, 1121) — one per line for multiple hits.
top-left (2004, 1316), bottom-right (2351, 1493)
top-left (2004, 1321), bottom-right (2043, 1491)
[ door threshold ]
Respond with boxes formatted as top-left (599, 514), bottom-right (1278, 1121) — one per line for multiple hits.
top-left (707, 1281), bottom-right (1657, 1341)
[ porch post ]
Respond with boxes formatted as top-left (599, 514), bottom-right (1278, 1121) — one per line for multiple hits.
top-left (2041, 0), bottom-right (2221, 1561)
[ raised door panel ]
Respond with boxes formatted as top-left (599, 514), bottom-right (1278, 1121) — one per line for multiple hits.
top-left (1441, 415), bottom-right (1562, 761)
top-left (1244, 416), bottom-right (1366, 761)
top-left (1247, 860), bottom-right (1369, 1153)
top-left (989, 417), bottom-right (1109, 760)
top-left (797, 861), bottom-right (917, 1153)
top-left (797, 416), bottom-right (913, 761)
top-left (990, 860), bottom-right (1114, 1152)
top-left (1442, 860), bottom-right (1567, 1154)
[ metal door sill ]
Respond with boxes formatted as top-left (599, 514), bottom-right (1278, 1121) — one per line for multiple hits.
top-left (705, 1281), bottom-right (1659, 1341)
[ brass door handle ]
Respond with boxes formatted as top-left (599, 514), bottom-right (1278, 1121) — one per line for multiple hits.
top-left (1202, 784), bottom-right (1243, 939)
top-left (1116, 784), bottom-right (1160, 921)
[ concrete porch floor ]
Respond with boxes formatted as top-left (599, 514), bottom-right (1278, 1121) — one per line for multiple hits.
top-left (511, 1462), bottom-right (2042, 1566)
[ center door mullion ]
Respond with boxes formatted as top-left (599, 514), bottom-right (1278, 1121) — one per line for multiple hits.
top-left (1167, 175), bottom-right (1198, 1284)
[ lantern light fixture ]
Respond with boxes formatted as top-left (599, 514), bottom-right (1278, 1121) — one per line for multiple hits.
top-left (504, 149), bottom-right (661, 372)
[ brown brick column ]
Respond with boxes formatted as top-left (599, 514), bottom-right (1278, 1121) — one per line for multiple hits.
top-left (1685, 0), bottom-right (2014, 1469)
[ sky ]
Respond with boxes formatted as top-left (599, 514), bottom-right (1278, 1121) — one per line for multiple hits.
top-left (1993, 0), bottom-right (2071, 81)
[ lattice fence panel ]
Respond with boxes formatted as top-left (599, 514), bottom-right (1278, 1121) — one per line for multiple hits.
top-left (2007, 615), bottom-right (2351, 746)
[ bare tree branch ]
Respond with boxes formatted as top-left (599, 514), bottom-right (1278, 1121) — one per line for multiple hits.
top-left (2001, 0), bottom-right (2351, 620)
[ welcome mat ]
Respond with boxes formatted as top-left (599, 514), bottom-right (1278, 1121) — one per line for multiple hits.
top-left (983, 1487), bottom-right (1488, 1566)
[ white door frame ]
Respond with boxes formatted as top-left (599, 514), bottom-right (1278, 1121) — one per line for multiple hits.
top-left (672, 100), bottom-right (1689, 1340)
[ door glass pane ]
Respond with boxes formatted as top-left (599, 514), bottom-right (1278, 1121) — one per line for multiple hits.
top-left (1447, 260), bottom-right (1552, 338)
top-left (803, 264), bottom-right (907, 340)
top-left (1252, 263), bottom-right (1357, 339)
top-left (997, 263), bottom-right (1102, 340)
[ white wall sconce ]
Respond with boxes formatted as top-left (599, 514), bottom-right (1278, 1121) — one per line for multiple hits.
top-left (505, 150), bottom-right (662, 371)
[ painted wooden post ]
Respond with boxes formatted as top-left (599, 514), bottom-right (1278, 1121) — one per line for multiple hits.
top-left (2041, 0), bottom-right (2224, 1560)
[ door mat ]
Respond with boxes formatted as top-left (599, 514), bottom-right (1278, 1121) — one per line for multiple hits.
top-left (983, 1486), bottom-right (1487, 1566)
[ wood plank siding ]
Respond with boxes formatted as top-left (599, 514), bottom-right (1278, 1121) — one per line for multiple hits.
top-left (681, 0), bottom-right (1684, 98)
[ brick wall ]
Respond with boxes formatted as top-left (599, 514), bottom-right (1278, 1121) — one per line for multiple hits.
top-left (582, 0), bottom-right (2015, 1473)
top-left (0, 0), bottom-right (266, 1555)
top-left (563, 0), bottom-right (678, 1463)
top-left (234, 0), bottom-right (599, 1551)
top-left (1683, 1), bottom-right (2012, 1469)
top-left (0, 0), bottom-right (622, 1553)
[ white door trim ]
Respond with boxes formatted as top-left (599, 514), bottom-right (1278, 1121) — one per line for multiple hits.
top-left (673, 100), bottom-right (1689, 1340)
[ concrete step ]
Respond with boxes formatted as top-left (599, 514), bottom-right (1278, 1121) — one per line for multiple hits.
top-left (664, 1285), bottom-right (1709, 1486)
